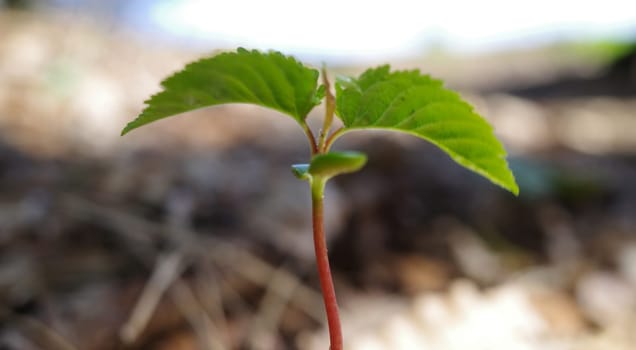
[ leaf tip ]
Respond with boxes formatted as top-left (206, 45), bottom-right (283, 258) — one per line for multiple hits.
top-left (495, 170), bottom-right (519, 196)
top-left (120, 126), bottom-right (131, 136)
top-left (120, 120), bottom-right (138, 136)
top-left (509, 181), bottom-right (520, 196)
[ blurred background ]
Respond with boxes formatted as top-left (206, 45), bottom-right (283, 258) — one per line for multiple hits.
top-left (1, 1), bottom-right (636, 349)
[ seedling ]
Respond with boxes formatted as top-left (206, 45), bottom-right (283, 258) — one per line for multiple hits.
top-left (122, 48), bottom-right (518, 349)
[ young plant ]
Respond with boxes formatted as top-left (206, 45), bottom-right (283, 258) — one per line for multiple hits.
top-left (122, 48), bottom-right (518, 350)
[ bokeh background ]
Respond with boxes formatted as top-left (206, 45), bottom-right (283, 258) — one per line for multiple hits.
top-left (1, 1), bottom-right (636, 349)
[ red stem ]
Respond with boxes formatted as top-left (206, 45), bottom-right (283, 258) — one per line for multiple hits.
top-left (311, 180), bottom-right (343, 350)
top-left (323, 126), bottom-right (345, 152)
top-left (303, 123), bottom-right (319, 155)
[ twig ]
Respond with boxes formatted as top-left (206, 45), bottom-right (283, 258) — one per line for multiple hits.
top-left (246, 263), bottom-right (300, 350)
top-left (120, 251), bottom-right (185, 344)
top-left (170, 280), bottom-right (227, 350)
top-left (212, 246), bottom-right (325, 322)
top-left (193, 267), bottom-right (230, 342)
top-left (61, 194), bottom-right (325, 322)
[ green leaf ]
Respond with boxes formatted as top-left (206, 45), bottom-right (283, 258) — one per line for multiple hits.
top-left (291, 164), bottom-right (310, 180)
top-left (122, 48), bottom-right (322, 135)
top-left (335, 66), bottom-right (518, 195)
top-left (308, 151), bottom-right (367, 179)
